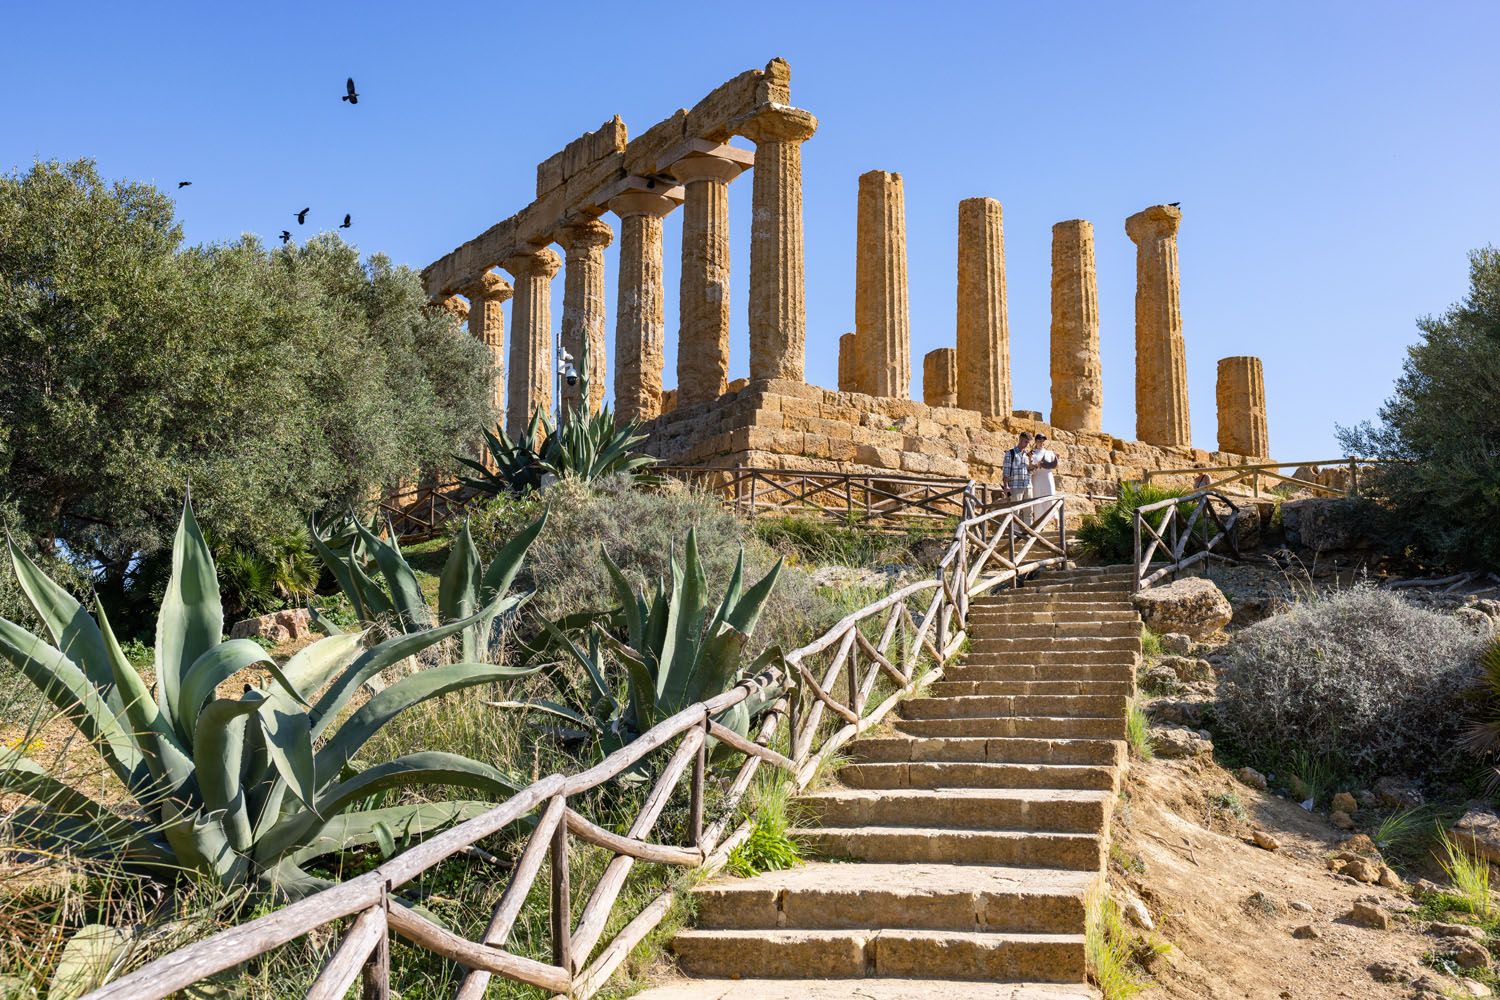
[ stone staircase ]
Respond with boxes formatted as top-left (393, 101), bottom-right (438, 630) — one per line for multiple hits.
top-left (634, 565), bottom-right (1139, 1000)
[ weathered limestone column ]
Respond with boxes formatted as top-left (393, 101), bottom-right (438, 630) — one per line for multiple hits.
top-left (837, 332), bottom-right (858, 391)
top-left (607, 182), bottom-right (681, 424)
top-left (501, 248), bottom-right (562, 438)
top-left (735, 105), bottom-right (818, 382)
top-left (458, 272), bottom-right (512, 420)
top-left (923, 348), bottom-right (958, 408)
top-left (955, 197), bottom-right (1010, 416)
top-left (1217, 356), bottom-right (1269, 457)
top-left (666, 144), bottom-right (752, 407)
top-left (432, 295), bottom-right (469, 324)
top-left (557, 219), bottom-right (613, 419)
top-left (855, 170), bottom-right (910, 398)
top-left (1125, 205), bottom-right (1191, 448)
top-left (1049, 220), bottom-right (1103, 433)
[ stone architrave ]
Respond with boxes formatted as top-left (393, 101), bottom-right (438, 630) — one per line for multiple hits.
top-left (735, 105), bottom-right (818, 382)
top-left (665, 142), bottom-right (753, 408)
top-left (1049, 220), bottom-right (1103, 433)
top-left (1216, 356), bottom-right (1269, 457)
top-left (608, 181), bottom-right (682, 424)
top-left (1126, 204), bottom-right (1190, 448)
top-left (856, 170), bottom-right (911, 399)
top-left (955, 197), bottom-right (1010, 416)
top-left (458, 272), bottom-right (512, 422)
top-left (501, 248), bottom-right (562, 438)
top-left (837, 332), bottom-right (858, 392)
top-left (557, 219), bottom-right (613, 419)
top-left (923, 348), bottom-right (958, 408)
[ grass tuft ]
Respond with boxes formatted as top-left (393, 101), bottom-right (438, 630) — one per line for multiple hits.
top-left (725, 775), bottom-right (802, 878)
top-left (1086, 894), bottom-right (1150, 1000)
top-left (1435, 825), bottom-right (1495, 919)
top-left (1139, 627), bottom-right (1163, 659)
top-left (1126, 703), bottom-right (1154, 761)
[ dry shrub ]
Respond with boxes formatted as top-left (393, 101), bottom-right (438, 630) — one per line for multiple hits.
top-left (1216, 585), bottom-right (1487, 774)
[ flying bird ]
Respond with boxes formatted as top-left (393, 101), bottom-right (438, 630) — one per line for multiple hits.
top-left (296, 207), bottom-right (310, 224)
top-left (280, 230), bottom-right (291, 244)
top-left (1168, 202), bottom-right (1181, 208)
top-left (341, 77), bottom-right (359, 104)
top-left (177, 180), bottom-right (192, 188)
top-left (339, 213), bottom-right (351, 229)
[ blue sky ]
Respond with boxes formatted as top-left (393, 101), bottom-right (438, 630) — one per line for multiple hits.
top-left (4, 1), bottom-right (1497, 459)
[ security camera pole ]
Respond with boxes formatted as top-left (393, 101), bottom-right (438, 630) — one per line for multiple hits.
top-left (556, 346), bottom-right (578, 425)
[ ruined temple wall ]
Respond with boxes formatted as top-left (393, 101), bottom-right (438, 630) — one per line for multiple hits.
top-left (639, 379), bottom-right (1250, 497)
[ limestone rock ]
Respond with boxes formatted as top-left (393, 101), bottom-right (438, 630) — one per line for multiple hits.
top-left (1455, 607), bottom-right (1498, 636)
top-left (1235, 766), bottom-right (1268, 790)
top-left (1159, 655), bottom-right (1213, 682)
top-left (1374, 776), bottom-right (1425, 810)
top-left (1290, 900), bottom-right (1313, 912)
top-left (1147, 697), bottom-right (1210, 726)
top-left (1430, 922), bottom-right (1487, 942)
top-left (1291, 924), bottom-right (1320, 940)
top-left (1251, 829), bottom-right (1280, 851)
top-left (1133, 578), bottom-right (1232, 639)
top-left (1280, 497), bottom-right (1371, 551)
top-left (1151, 725), bottom-right (1212, 760)
top-left (230, 608), bottom-right (310, 645)
top-left (1366, 959), bottom-right (1416, 982)
top-left (1348, 900), bottom-right (1391, 929)
top-left (1448, 940), bottom-right (1493, 970)
top-left (1330, 810), bottom-right (1355, 831)
top-left (1331, 791), bottom-right (1358, 815)
top-left (1160, 632), bottom-right (1192, 655)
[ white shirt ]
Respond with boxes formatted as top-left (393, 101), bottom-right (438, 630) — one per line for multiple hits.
top-left (1030, 449), bottom-right (1058, 496)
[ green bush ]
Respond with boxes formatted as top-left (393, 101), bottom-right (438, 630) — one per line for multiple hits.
top-left (754, 514), bottom-right (910, 569)
top-left (1075, 482), bottom-right (1186, 562)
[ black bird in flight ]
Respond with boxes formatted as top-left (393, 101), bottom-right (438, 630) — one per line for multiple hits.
top-left (280, 230), bottom-right (292, 244)
top-left (296, 207), bottom-right (310, 225)
top-left (339, 214), bottom-right (352, 229)
top-left (342, 77), bottom-right (359, 104)
top-left (177, 180), bottom-right (192, 188)
top-left (1168, 201), bottom-right (1181, 208)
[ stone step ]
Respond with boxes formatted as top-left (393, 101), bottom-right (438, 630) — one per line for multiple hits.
top-left (799, 787), bottom-right (1111, 831)
top-left (895, 715), bottom-right (1128, 740)
top-left (928, 679), bottom-right (1134, 698)
top-left (849, 735), bottom-right (1124, 767)
top-left (793, 825), bottom-right (1104, 870)
top-left (961, 650), bottom-right (1138, 666)
top-left (972, 601), bottom-right (1136, 615)
top-left (962, 621), bottom-right (1141, 639)
top-left (967, 610), bottom-right (1141, 624)
top-left (944, 662), bottom-right (1134, 682)
top-left (672, 928), bottom-right (1086, 983)
top-left (970, 635), bottom-right (1142, 653)
top-left (630, 978), bottom-right (1097, 999)
top-left (838, 761), bottom-right (1118, 792)
top-left (901, 694), bottom-right (1128, 720)
top-left (692, 862), bottom-right (1093, 933)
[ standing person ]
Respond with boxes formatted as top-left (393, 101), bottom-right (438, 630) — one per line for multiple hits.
top-left (1030, 433), bottom-right (1060, 520)
top-left (1003, 431), bottom-right (1034, 505)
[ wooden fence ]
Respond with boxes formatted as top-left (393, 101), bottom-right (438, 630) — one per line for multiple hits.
top-left (1142, 457), bottom-right (1401, 499)
top-left (83, 492), bottom-right (1069, 1000)
top-left (1132, 490), bottom-right (1242, 591)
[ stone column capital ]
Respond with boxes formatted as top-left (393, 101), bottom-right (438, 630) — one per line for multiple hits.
top-left (502, 247), bottom-right (562, 280)
top-left (733, 104), bottom-right (818, 146)
top-left (556, 218), bottom-right (614, 254)
top-left (459, 271), bottom-right (513, 303)
top-left (663, 140), bottom-right (754, 186)
top-left (1125, 204), bottom-right (1182, 243)
top-left (432, 295), bottom-right (470, 323)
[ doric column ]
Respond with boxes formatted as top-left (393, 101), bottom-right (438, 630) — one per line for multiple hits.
top-left (458, 272), bottom-right (512, 422)
top-left (923, 348), bottom-right (958, 408)
top-left (735, 105), bottom-right (818, 382)
top-left (1125, 204), bottom-right (1191, 448)
top-left (432, 295), bottom-right (469, 325)
top-left (608, 181), bottom-right (682, 424)
top-left (1049, 220), bottom-right (1103, 433)
top-left (500, 248), bottom-right (562, 438)
top-left (856, 170), bottom-right (911, 398)
top-left (557, 219), bottom-right (613, 419)
top-left (837, 332), bottom-right (858, 392)
top-left (1217, 356), bottom-right (1269, 457)
top-left (666, 142), bottom-right (752, 408)
top-left (955, 197), bottom-right (1010, 416)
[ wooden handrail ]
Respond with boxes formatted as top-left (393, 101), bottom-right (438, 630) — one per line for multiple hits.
top-left (1132, 489), bottom-right (1241, 592)
top-left (82, 488), bottom-right (1073, 1000)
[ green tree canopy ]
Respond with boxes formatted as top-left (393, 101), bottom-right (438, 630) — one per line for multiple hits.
top-left (1339, 246), bottom-right (1500, 570)
top-left (0, 159), bottom-right (493, 591)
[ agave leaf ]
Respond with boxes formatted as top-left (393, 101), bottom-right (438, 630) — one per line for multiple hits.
top-left (680, 622), bottom-right (748, 711)
top-left (49, 923), bottom-right (138, 1000)
top-left (96, 602), bottom-right (189, 793)
top-left (194, 692), bottom-right (268, 850)
top-left (724, 556), bottom-right (784, 636)
top-left (286, 800), bottom-right (494, 864)
top-left (307, 514), bottom-right (368, 622)
top-left (439, 522), bottom-right (482, 660)
top-left (314, 661), bottom-right (541, 782)
top-left (352, 517), bottom-right (431, 631)
top-left (477, 512), bottom-right (548, 605)
top-left (305, 603), bottom-right (347, 637)
top-left (487, 698), bottom-right (596, 729)
top-left (0, 619), bottom-right (143, 788)
top-left (349, 557), bottom-right (398, 625)
top-left (659, 529), bottom-right (711, 707)
top-left (279, 632), bottom-right (366, 704)
top-left (259, 706), bottom-right (317, 812)
top-left (601, 547), bottom-right (645, 652)
top-left (155, 500), bottom-right (224, 733)
top-left (7, 536), bottom-right (125, 720)
top-left (0, 752), bottom-right (117, 826)
top-left (599, 632), bottom-right (658, 733)
top-left (177, 639), bottom-right (303, 736)
top-left (191, 808), bottom-right (249, 886)
top-left (253, 751), bottom-right (519, 864)
top-left (706, 550), bottom-right (746, 638)
top-left (541, 618), bottom-right (613, 710)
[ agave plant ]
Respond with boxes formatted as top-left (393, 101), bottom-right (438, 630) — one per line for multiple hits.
top-left (0, 500), bottom-right (541, 897)
top-left (504, 530), bottom-right (785, 756)
top-left (308, 511), bottom-right (545, 664)
top-left (457, 339), bottom-right (656, 496)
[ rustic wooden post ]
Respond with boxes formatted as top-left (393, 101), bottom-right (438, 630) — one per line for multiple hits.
top-left (1007, 518), bottom-right (1017, 589)
top-left (551, 800), bottom-right (572, 973)
top-left (690, 716), bottom-right (708, 846)
top-left (846, 647), bottom-right (860, 716)
top-left (1133, 509), bottom-right (1143, 592)
top-left (361, 888), bottom-right (390, 1000)
top-left (1349, 458), bottom-right (1360, 497)
top-left (1058, 498), bottom-right (1068, 563)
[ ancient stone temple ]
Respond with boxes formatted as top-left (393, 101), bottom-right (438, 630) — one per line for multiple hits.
top-left (424, 59), bottom-right (1273, 494)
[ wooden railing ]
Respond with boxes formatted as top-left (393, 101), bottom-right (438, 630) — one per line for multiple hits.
top-left (1132, 490), bottom-right (1241, 591)
top-left (82, 492), bottom-right (1069, 1000)
top-left (1143, 457), bottom-right (1401, 499)
top-left (371, 482), bottom-right (483, 542)
top-left (655, 465), bottom-right (1009, 529)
